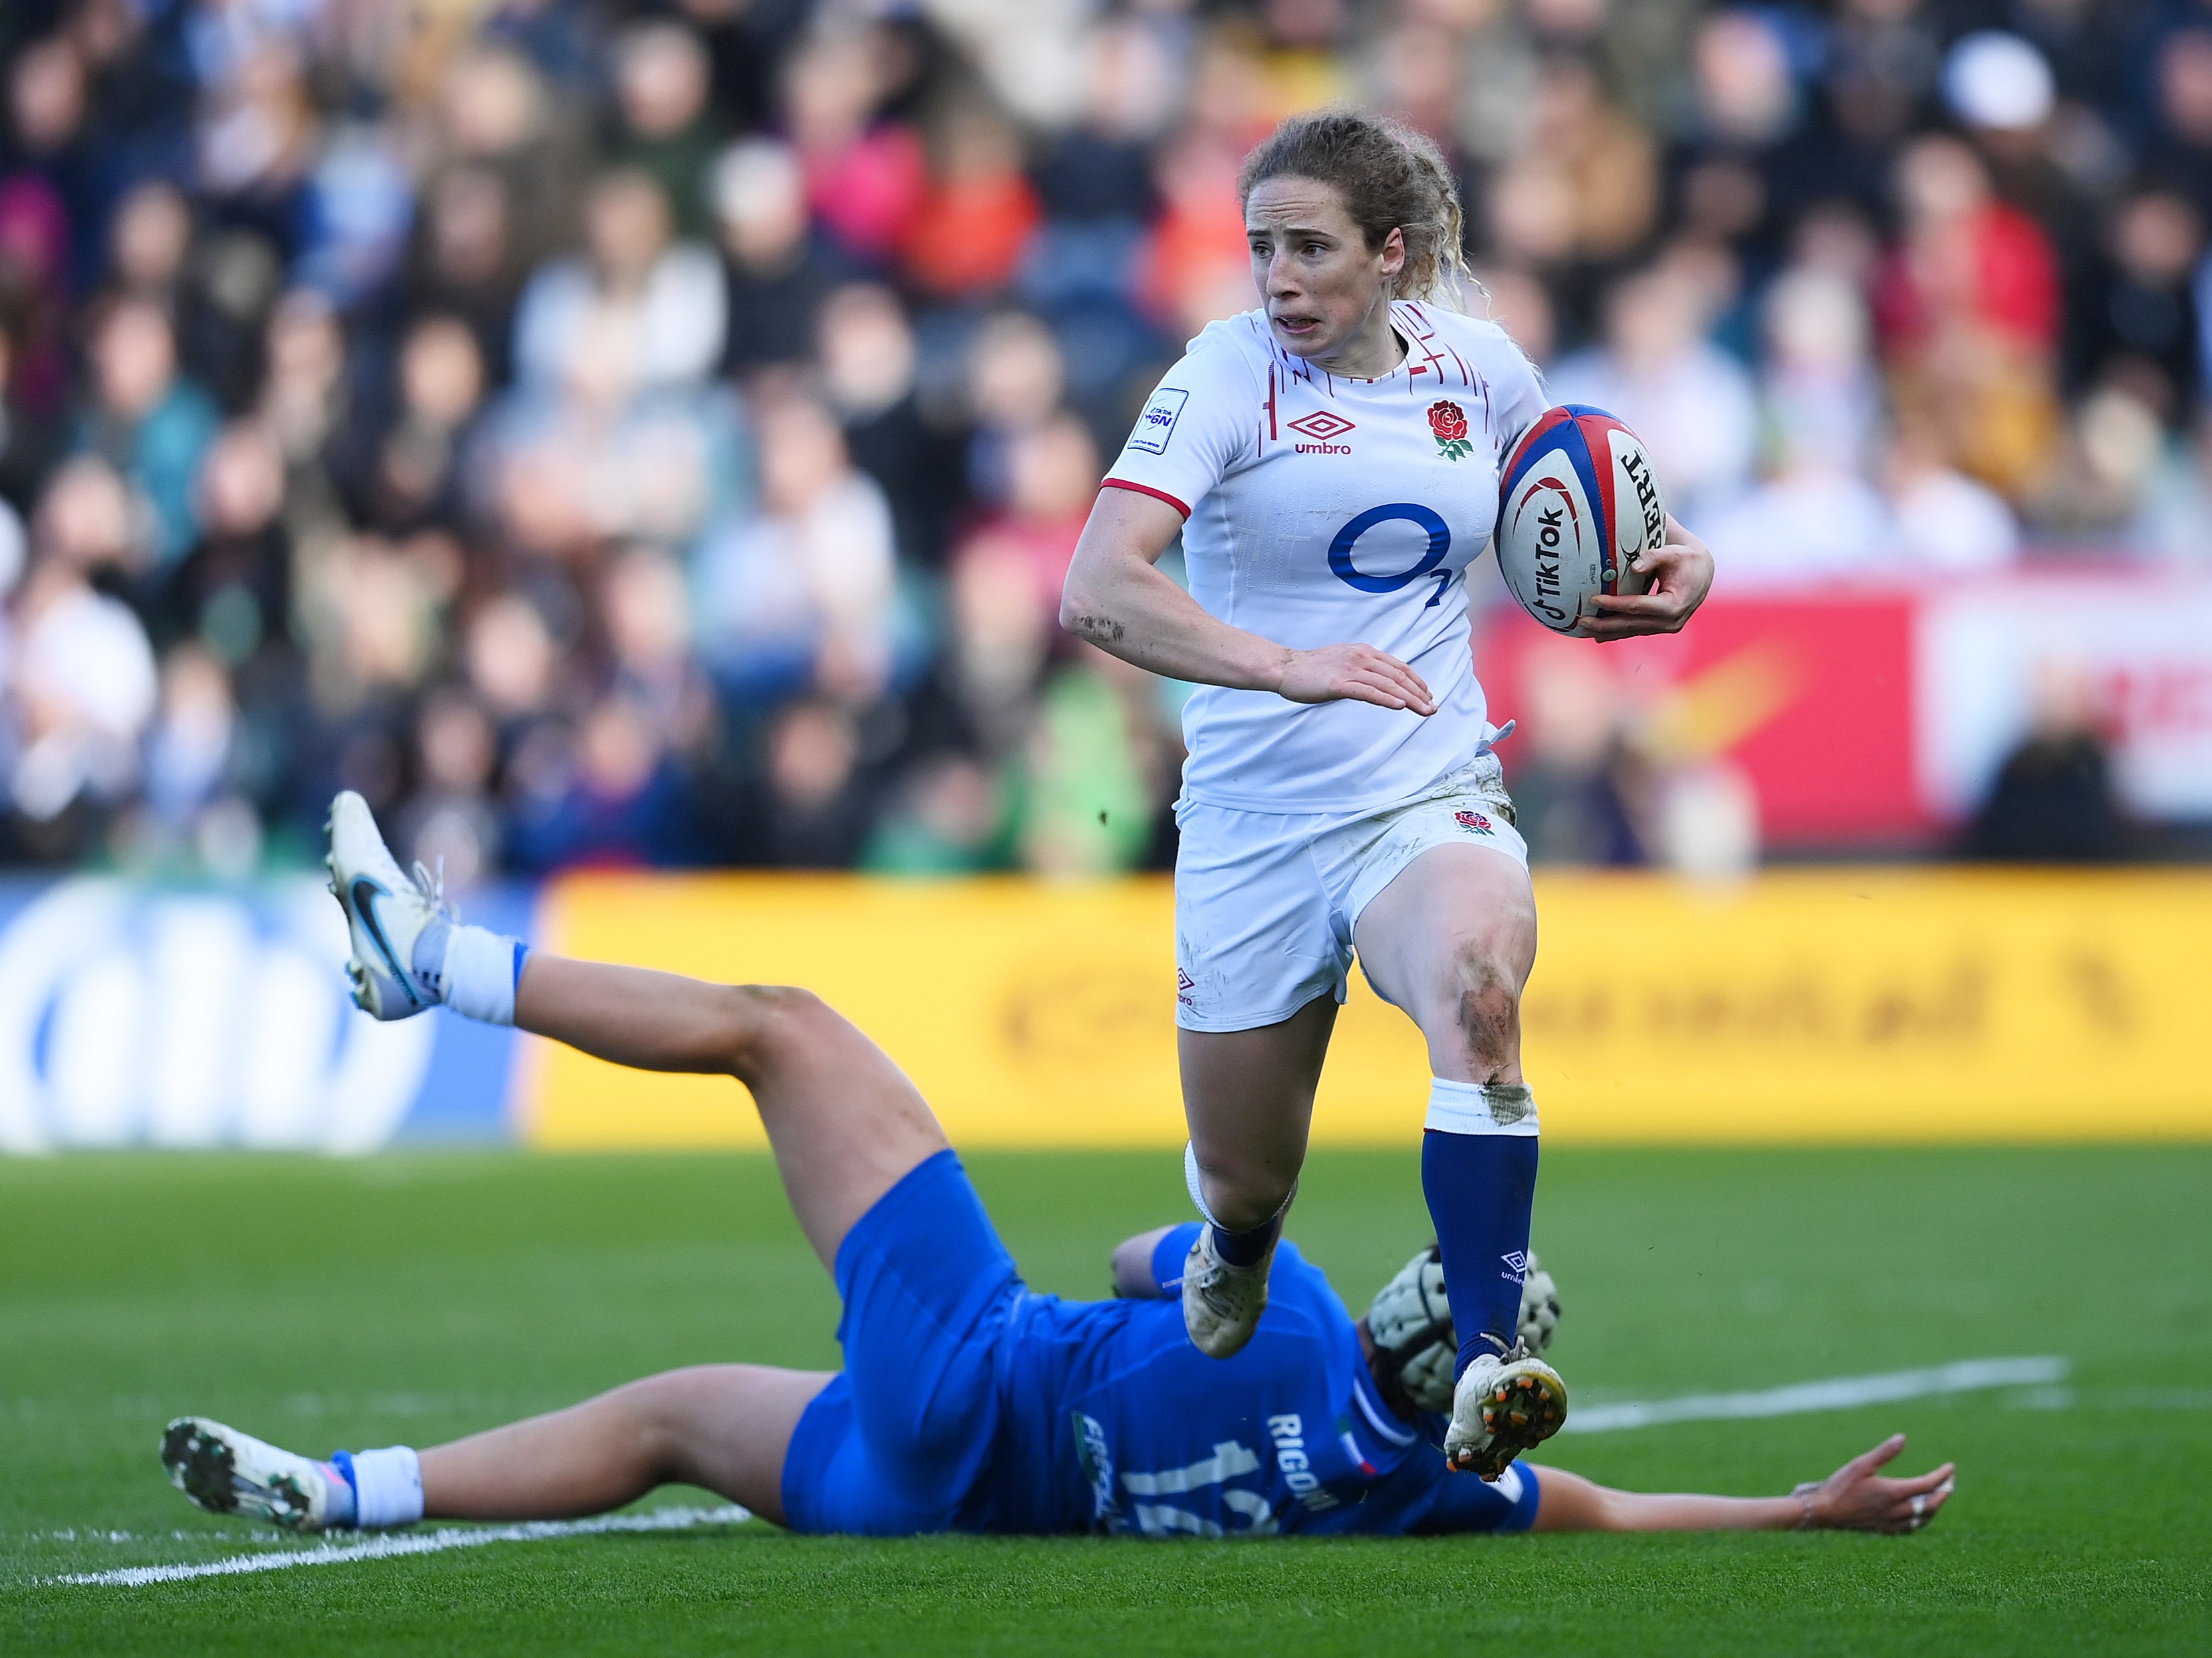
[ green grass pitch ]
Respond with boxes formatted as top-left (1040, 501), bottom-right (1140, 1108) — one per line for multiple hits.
top-left (2, 1144), bottom-right (2207, 1655)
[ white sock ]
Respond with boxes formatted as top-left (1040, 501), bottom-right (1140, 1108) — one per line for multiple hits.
top-left (440, 925), bottom-right (525, 1026)
top-left (1183, 1141), bottom-right (1223, 1227)
top-left (1424, 1078), bottom-right (1540, 1137)
top-left (339, 1446), bottom-right (424, 1529)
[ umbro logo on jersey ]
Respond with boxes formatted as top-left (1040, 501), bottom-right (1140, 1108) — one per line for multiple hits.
top-left (1287, 410), bottom-right (1356, 454)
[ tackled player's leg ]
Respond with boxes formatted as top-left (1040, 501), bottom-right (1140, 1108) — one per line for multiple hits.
top-left (422, 973), bottom-right (1014, 1532)
top-left (327, 788), bottom-right (949, 1266)
top-left (164, 793), bottom-right (1023, 1536)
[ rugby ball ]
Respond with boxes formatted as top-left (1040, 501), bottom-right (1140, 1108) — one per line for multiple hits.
top-left (1495, 405), bottom-right (1667, 636)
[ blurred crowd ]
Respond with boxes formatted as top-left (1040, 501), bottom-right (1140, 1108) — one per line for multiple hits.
top-left (0, 0), bottom-right (2195, 881)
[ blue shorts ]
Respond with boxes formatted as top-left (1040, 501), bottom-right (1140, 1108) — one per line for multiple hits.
top-left (780, 1150), bottom-right (1023, 1535)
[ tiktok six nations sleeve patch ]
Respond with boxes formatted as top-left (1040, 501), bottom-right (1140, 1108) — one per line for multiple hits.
top-left (1127, 386), bottom-right (1189, 454)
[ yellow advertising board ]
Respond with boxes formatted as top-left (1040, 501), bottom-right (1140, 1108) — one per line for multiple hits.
top-left (525, 870), bottom-right (2212, 1149)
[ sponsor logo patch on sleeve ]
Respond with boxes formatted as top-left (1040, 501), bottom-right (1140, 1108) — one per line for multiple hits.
top-left (1126, 386), bottom-right (1189, 454)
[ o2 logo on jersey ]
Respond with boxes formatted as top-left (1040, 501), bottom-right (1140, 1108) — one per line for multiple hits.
top-left (1328, 503), bottom-right (1457, 610)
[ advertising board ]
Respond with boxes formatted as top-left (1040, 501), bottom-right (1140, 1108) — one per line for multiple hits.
top-left (0, 877), bottom-right (524, 1153)
top-left (1473, 569), bottom-right (2212, 848)
top-left (531, 870), bottom-right (2212, 1149)
top-left (2, 869), bottom-right (2203, 1152)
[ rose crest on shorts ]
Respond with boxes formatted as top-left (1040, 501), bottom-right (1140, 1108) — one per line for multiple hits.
top-left (1427, 400), bottom-right (1473, 462)
top-left (1455, 809), bottom-right (1491, 833)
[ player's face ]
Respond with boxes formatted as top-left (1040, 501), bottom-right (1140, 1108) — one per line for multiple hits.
top-left (1245, 177), bottom-right (1407, 368)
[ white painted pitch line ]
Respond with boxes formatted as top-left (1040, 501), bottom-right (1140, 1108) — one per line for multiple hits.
top-left (1560, 1355), bottom-right (2070, 1435)
top-left (52, 1504), bottom-right (752, 1588)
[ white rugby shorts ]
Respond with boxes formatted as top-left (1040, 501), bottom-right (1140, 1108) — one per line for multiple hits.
top-left (1172, 754), bottom-right (1530, 1033)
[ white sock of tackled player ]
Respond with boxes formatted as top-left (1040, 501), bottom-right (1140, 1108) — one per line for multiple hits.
top-left (332, 1447), bottom-right (423, 1529)
top-left (438, 925), bottom-right (527, 1026)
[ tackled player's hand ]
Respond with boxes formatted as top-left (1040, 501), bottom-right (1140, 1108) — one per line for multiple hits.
top-left (1802, 1434), bottom-right (1956, 1534)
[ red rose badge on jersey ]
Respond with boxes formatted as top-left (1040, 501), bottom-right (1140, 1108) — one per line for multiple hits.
top-left (1428, 400), bottom-right (1473, 462)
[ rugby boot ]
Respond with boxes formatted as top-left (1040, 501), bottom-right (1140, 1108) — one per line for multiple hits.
top-left (162, 1417), bottom-right (340, 1533)
top-left (1443, 1341), bottom-right (1568, 1479)
top-left (326, 790), bottom-right (453, 1020)
top-left (1181, 1226), bottom-right (1275, 1359)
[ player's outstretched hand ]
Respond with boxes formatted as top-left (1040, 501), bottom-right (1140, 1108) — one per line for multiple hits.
top-left (1804, 1435), bottom-right (1956, 1534)
top-left (1582, 513), bottom-right (1715, 641)
top-left (1278, 642), bottom-right (1437, 715)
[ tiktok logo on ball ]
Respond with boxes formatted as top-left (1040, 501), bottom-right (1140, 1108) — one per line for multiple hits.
top-left (1503, 473), bottom-right (1593, 631)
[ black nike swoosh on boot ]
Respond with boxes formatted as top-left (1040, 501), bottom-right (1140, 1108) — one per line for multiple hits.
top-left (351, 878), bottom-right (422, 1007)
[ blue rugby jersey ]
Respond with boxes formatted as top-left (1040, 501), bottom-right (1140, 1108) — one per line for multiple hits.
top-left (981, 1224), bottom-right (1538, 1538)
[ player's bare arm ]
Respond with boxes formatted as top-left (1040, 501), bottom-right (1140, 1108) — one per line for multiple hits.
top-left (1110, 1226), bottom-right (1177, 1298)
top-left (1061, 488), bottom-right (1437, 715)
top-left (1531, 1435), bottom-right (1956, 1535)
top-left (1580, 512), bottom-right (1715, 640)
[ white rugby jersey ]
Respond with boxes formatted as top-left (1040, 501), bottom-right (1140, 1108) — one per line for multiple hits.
top-left (1104, 302), bottom-right (1548, 813)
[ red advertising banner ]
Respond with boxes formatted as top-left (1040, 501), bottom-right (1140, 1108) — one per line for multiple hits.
top-left (1474, 588), bottom-right (1925, 847)
top-left (1475, 568), bottom-right (2212, 850)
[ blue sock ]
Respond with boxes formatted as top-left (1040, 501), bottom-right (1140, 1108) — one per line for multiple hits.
top-left (1209, 1214), bottom-right (1281, 1267)
top-left (1421, 1079), bottom-right (1540, 1379)
top-left (1183, 1141), bottom-right (1285, 1267)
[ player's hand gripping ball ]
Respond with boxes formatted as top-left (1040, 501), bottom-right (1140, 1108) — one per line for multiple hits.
top-left (1366, 1246), bottom-right (1562, 1416)
top-left (1496, 405), bottom-right (1667, 636)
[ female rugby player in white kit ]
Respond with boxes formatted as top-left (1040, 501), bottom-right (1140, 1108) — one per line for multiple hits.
top-left (1061, 110), bottom-right (1715, 1478)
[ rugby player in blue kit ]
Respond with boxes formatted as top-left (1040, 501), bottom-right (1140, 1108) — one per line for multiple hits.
top-left (158, 796), bottom-right (1953, 1543)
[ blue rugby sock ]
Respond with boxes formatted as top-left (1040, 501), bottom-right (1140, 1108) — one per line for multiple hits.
top-left (1183, 1141), bottom-right (1285, 1266)
top-left (1421, 1078), bottom-right (1540, 1379)
top-left (1209, 1214), bottom-right (1281, 1267)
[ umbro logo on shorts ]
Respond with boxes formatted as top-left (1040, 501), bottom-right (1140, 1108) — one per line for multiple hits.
top-left (1455, 809), bottom-right (1492, 833)
top-left (1177, 968), bottom-right (1197, 1008)
top-left (1287, 410), bottom-right (1355, 454)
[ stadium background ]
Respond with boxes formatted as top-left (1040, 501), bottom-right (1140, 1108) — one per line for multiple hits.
top-left (1, 0), bottom-right (2209, 1149)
